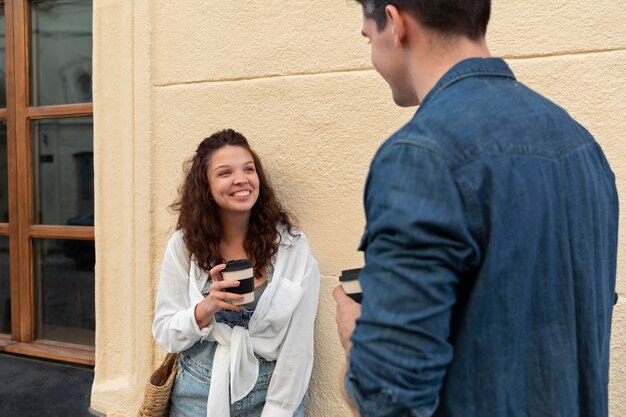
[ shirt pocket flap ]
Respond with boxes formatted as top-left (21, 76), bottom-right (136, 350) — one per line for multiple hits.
top-left (262, 278), bottom-right (304, 328)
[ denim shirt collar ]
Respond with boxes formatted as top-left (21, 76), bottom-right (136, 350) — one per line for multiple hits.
top-left (418, 57), bottom-right (516, 111)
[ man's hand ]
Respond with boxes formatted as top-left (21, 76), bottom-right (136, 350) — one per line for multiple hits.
top-left (334, 285), bottom-right (363, 416)
top-left (333, 285), bottom-right (361, 351)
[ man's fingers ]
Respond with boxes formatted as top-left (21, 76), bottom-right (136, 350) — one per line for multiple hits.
top-left (334, 285), bottom-right (359, 309)
top-left (333, 284), bottom-right (349, 303)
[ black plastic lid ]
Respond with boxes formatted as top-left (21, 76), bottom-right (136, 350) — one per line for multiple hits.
top-left (224, 259), bottom-right (253, 272)
top-left (339, 267), bottom-right (362, 281)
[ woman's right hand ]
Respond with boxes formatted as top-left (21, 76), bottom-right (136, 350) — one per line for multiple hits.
top-left (194, 264), bottom-right (244, 328)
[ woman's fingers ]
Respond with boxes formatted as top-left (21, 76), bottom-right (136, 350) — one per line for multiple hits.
top-left (215, 299), bottom-right (243, 311)
top-left (212, 289), bottom-right (244, 303)
top-left (211, 278), bottom-right (240, 292)
top-left (209, 285), bottom-right (244, 309)
top-left (209, 263), bottom-right (226, 282)
top-left (212, 294), bottom-right (243, 310)
top-left (205, 269), bottom-right (245, 311)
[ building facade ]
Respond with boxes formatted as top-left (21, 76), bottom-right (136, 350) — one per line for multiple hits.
top-left (86, 1), bottom-right (626, 416)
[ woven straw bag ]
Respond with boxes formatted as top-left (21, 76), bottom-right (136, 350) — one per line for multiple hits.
top-left (137, 353), bottom-right (179, 417)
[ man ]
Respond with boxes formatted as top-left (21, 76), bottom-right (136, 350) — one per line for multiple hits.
top-left (333, 1), bottom-right (619, 417)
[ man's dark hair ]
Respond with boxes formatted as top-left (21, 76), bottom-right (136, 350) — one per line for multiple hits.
top-left (356, 0), bottom-right (491, 40)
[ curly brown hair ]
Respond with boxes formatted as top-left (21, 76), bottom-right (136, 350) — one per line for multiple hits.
top-left (170, 129), bottom-right (297, 277)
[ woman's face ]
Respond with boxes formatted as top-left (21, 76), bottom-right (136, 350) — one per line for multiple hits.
top-left (207, 145), bottom-right (260, 216)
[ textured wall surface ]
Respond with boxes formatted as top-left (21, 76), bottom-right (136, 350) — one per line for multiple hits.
top-left (92, 0), bottom-right (626, 416)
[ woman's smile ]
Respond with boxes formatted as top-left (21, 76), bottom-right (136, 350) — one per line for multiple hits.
top-left (232, 190), bottom-right (251, 198)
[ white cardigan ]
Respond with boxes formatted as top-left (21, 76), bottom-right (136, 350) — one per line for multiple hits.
top-left (152, 228), bottom-right (320, 417)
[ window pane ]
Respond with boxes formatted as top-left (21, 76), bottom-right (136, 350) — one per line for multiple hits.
top-left (0, 121), bottom-right (7, 222)
top-left (0, 5), bottom-right (6, 108)
top-left (30, 0), bottom-right (92, 106)
top-left (0, 236), bottom-right (9, 334)
top-left (34, 238), bottom-right (94, 345)
top-left (32, 117), bottom-right (93, 225)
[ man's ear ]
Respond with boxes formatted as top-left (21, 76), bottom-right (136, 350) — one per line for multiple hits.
top-left (385, 5), bottom-right (407, 47)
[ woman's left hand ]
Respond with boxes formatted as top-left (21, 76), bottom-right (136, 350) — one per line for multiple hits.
top-left (194, 264), bottom-right (244, 328)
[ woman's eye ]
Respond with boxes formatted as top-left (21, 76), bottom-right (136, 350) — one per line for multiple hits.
top-left (218, 171), bottom-right (230, 177)
top-left (245, 167), bottom-right (255, 173)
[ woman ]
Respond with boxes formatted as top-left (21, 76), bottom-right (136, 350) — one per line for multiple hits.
top-left (152, 129), bottom-right (320, 417)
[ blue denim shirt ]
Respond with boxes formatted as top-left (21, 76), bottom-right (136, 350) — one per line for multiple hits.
top-left (345, 58), bottom-right (618, 417)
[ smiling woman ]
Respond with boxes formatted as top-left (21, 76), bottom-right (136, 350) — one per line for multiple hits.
top-left (152, 129), bottom-right (320, 417)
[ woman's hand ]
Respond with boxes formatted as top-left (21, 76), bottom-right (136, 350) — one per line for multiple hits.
top-left (194, 264), bottom-right (244, 328)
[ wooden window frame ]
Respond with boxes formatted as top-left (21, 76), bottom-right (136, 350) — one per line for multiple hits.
top-left (0, 0), bottom-right (94, 366)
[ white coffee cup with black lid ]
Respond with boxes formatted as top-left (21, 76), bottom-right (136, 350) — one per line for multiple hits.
top-left (340, 268), bottom-right (362, 304)
top-left (222, 259), bottom-right (255, 305)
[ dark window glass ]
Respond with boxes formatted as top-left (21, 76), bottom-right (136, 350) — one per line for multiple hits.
top-left (0, 236), bottom-right (9, 334)
top-left (34, 238), bottom-right (94, 345)
top-left (30, 0), bottom-right (92, 106)
top-left (0, 6), bottom-right (7, 108)
top-left (32, 117), bottom-right (93, 225)
top-left (0, 121), bottom-right (7, 222)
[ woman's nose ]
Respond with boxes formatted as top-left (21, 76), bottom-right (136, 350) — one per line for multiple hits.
top-left (233, 171), bottom-right (248, 184)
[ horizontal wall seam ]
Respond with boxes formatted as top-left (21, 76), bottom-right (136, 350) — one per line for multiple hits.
top-left (503, 46), bottom-right (626, 61)
top-left (154, 47), bottom-right (626, 88)
top-left (154, 67), bottom-right (372, 88)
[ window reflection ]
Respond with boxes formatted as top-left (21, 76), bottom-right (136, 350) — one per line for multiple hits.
top-left (32, 117), bottom-right (93, 225)
top-left (30, 0), bottom-right (92, 106)
top-left (35, 238), bottom-right (94, 345)
top-left (0, 6), bottom-right (7, 107)
top-left (0, 121), bottom-right (7, 222)
top-left (0, 236), bottom-right (9, 334)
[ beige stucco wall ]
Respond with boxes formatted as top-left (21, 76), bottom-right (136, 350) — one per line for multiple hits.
top-left (91, 1), bottom-right (626, 416)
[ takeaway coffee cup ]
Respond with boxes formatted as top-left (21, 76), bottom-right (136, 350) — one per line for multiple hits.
top-left (340, 268), bottom-right (362, 304)
top-left (222, 259), bottom-right (255, 305)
